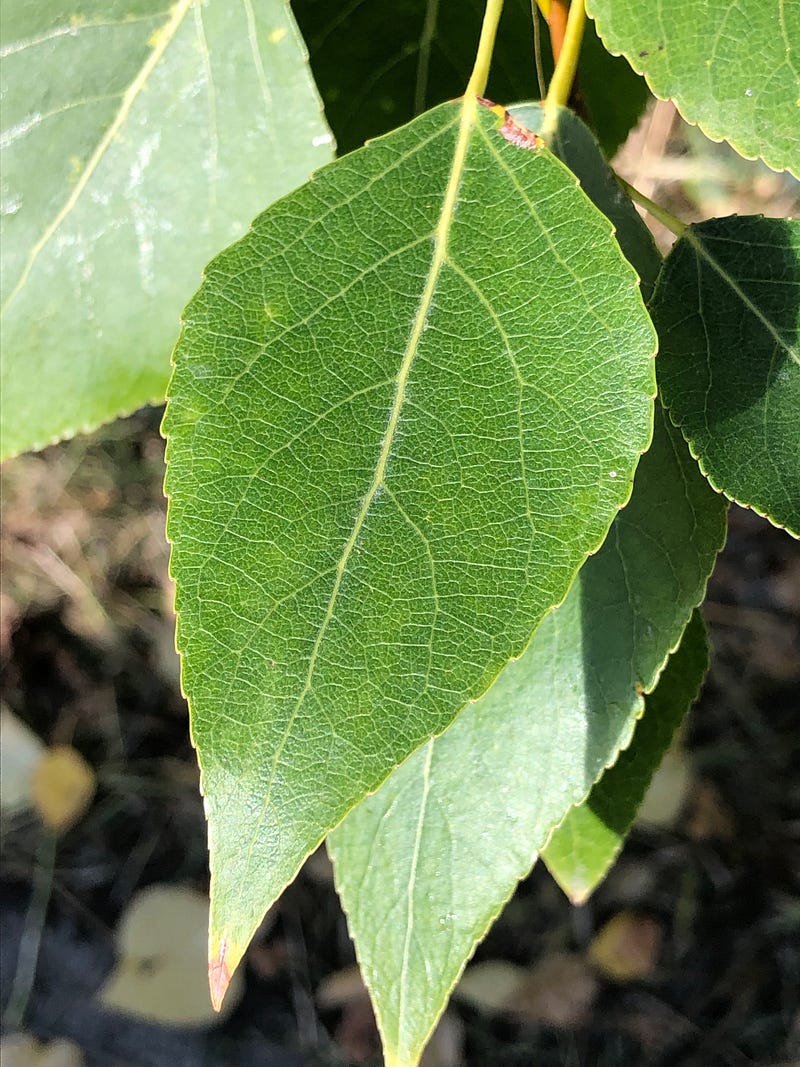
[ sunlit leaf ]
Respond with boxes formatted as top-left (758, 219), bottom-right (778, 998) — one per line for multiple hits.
top-left (586, 0), bottom-right (800, 175)
top-left (325, 108), bottom-right (723, 1067)
top-left (328, 403), bottom-right (724, 1067)
top-left (164, 98), bottom-right (656, 1003)
top-left (0, 0), bottom-right (332, 457)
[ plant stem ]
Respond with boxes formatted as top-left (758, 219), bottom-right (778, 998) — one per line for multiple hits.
top-left (542, 0), bottom-right (586, 136)
top-left (465, 0), bottom-right (506, 99)
top-left (3, 829), bottom-right (57, 1029)
top-left (616, 175), bottom-right (688, 237)
top-left (531, 1), bottom-right (547, 98)
top-left (547, 0), bottom-right (569, 60)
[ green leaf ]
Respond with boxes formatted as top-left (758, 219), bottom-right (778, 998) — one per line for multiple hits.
top-left (329, 404), bottom-right (726, 1067)
top-left (293, 0), bottom-right (649, 157)
top-left (542, 609), bottom-right (709, 904)
top-left (164, 98), bottom-right (656, 998)
top-left (586, 0), bottom-right (800, 176)
top-left (508, 104), bottom-right (661, 300)
top-left (0, 0), bottom-right (332, 458)
top-left (655, 216), bottom-right (800, 537)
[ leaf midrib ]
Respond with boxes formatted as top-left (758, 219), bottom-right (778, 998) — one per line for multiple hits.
top-left (252, 94), bottom-right (486, 845)
top-left (686, 227), bottom-right (800, 368)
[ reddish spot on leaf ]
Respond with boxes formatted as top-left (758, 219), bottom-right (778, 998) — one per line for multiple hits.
top-left (209, 937), bottom-right (232, 1012)
top-left (498, 113), bottom-right (543, 151)
top-left (477, 97), bottom-right (543, 151)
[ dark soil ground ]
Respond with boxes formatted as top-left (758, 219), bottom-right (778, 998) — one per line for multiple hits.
top-left (2, 109), bottom-right (799, 1067)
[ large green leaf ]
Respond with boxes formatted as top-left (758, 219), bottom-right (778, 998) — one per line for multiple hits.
top-left (329, 404), bottom-right (726, 1067)
top-left (292, 0), bottom-right (648, 156)
top-left (164, 98), bottom-right (656, 1000)
top-left (0, 0), bottom-right (332, 459)
top-left (542, 609), bottom-right (709, 904)
top-left (586, 0), bottom-right (800, 176)
top-left (326, 108), bottom-right (723, 1067)
top-left (655, 216), bottom-right (800, 537)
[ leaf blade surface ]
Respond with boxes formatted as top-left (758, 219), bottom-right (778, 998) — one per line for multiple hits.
top-left (542, 609), bottom-right (709, 903)
top-left (329, 404), bottom-right (726, 1067)
top-left (655, 216), bottom-right (800, 536)
top-left (586, 0), bottom-right (800, 175)
top-left (164, 99), bottom-right (656, 995)
top-left (0, 0), bottom-right (332, 457)
top-left (326, 109), bottom-right (725, 1067)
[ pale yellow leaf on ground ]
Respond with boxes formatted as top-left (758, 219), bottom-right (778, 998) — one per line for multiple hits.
top-left (588, 912), bottom-right (663, 981)
top-left (636, 742), bottom-right (693, 829)
top-left (98, 885), bottom-right (243, 1026)
top-left (31, 745), bottom-right (95, 832)
top-left (453, 961), bottom-right (528, 1015)
top-left (0, 705), bottom-right (45, 813)
top-left (0, 1034), bottom-right (85, 1067)
top-left (316, 965), bottom-right (370, 1010)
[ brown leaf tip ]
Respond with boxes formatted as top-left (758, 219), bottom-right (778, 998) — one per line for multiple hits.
top-left (209, 937), bottom-right (232, 1012)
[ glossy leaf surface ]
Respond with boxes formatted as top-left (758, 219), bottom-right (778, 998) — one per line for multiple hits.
top-left (542, 610), bottom-right (709, 903)
top-left (587, 0), bottom-right (800, 175)
top-left (0, 0), bottom-right (332, 458)
top-left (655, 216), bottom-right (800, 537)
top-left (164, 99), bottom-right (656, 998)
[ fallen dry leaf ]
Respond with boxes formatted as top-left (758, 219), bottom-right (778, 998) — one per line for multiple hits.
top-left (685, 778), bottom-right (737, 841)
top-left (98, 884), bottom-right (243, 1026)
top-left (420, 1012), bottom-right (464, 1067)
top-left (317, 965), bottom-right (370, 1010)
top-left (0, 1034), bottom-right (85, 1067)
top-left (453, 960), bottom-right (528, 1015)
top-left (589, 912), bottom-right (663, 982)
top-left (636, 744), bottom-right (693, 829)
top-left (0, 705), bottom-right (45, 814)
top-left (30, 744), bottom-right (95, 833)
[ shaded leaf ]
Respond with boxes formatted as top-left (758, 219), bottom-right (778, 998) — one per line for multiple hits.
top-left (164, 98), bottom-right (656, 1003)
top-left (586, 0), bottom-right (800, 175)
top-left (329, 403), bottom-right (725, 1067)
top-left (575, 14), bottom-right (650, 159)
top-left (542, 610), bottom-right (709, 902)
top-left (655, 216), bottom-right (800, 536)
top-left (0, 0), bottom-right (332, 458)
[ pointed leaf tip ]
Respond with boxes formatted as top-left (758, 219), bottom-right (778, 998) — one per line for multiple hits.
top-left (209, 938), bottom-right (232, 1012)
